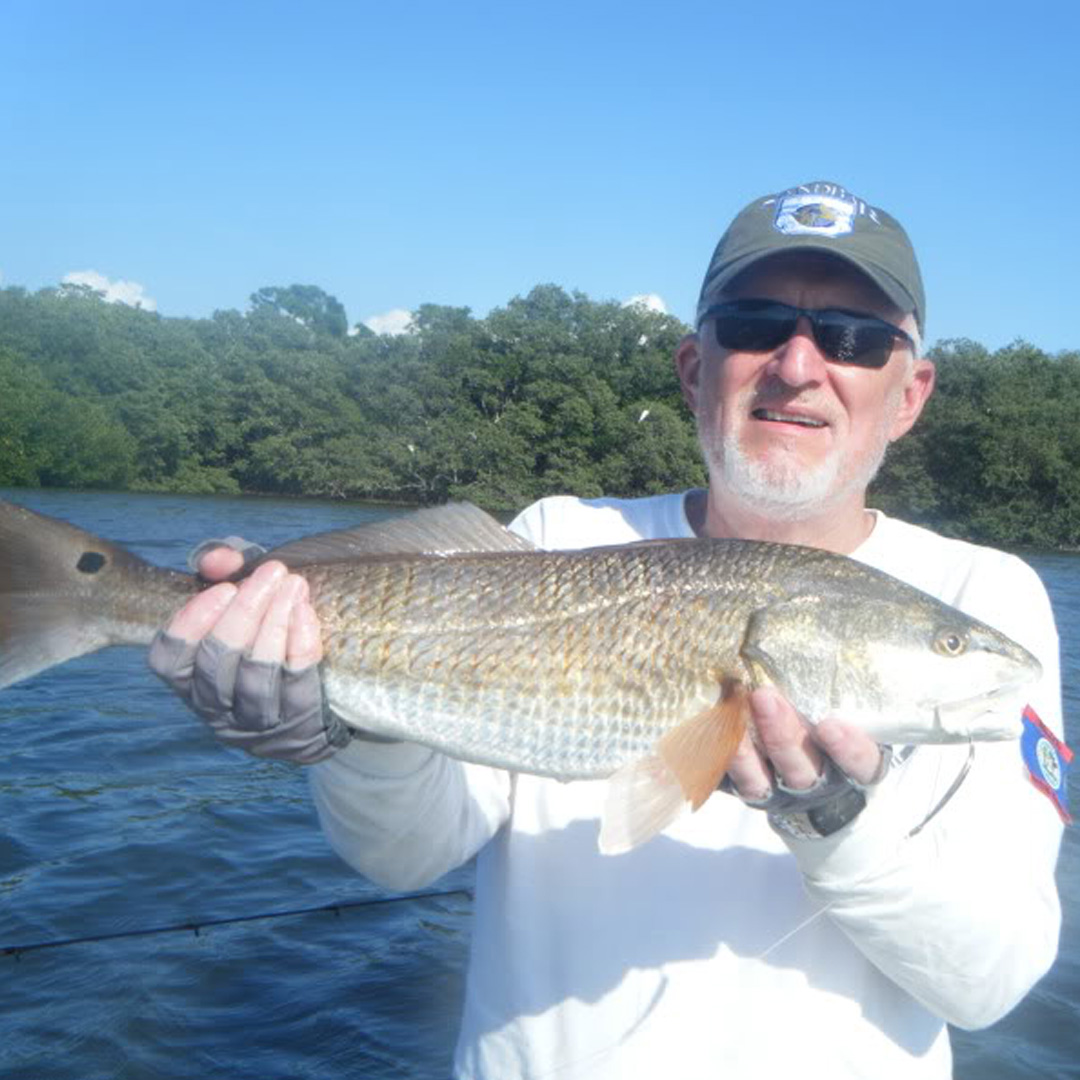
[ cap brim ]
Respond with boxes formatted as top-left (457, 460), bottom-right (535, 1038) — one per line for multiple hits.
top-left (698, 244), bottom-right (920, 331)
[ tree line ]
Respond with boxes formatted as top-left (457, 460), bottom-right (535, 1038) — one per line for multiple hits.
top-left (0, 281), bottom-right (1076, 549)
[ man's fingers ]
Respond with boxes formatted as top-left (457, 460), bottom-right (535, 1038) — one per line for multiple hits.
top-left (166, 582), bottom-right (239, 643)
top-left (725, 732), bottom-right (773, 801)
top-left (813, 719), bottom-right (884, 786)
top-left (719, 690), bottom-right (885, 825)
top-left (249, 574), bottom-right (306, 663)
top-left (196, 546), bottom-right (246, 582)
top-left (287, 596), bottom-right (324, 670)
top-left (248, 575), bottom-right (323, 667)
top-left (749, 686), bottom-right (823, 791)
top-left (210, 561), bottom-right (289, 650)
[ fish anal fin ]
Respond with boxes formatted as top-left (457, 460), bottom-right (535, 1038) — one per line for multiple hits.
top-left (599, 681), bottom-right (749, 855)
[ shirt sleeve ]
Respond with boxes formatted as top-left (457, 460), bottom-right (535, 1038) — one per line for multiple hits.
top-left (779, 555), bottom-right (1064, 1029)
top-left (308, 740), bottom-right (511, 891)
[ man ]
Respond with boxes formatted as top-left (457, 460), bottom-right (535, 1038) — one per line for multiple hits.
top-left (152, 181), bottom-right (1064, 1079)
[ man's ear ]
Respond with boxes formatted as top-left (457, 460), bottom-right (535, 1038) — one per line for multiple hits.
top-left (889, 358), bottom-right (936, 441)
top-left (675, 333), bottom-right (704, 415)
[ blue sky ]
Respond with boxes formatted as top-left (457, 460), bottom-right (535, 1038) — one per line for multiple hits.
top-left (1, 0), bottom-right (1076, 351)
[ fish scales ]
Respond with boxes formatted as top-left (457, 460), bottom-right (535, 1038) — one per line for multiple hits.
top-left (304, 542), bottom-right (801, 778)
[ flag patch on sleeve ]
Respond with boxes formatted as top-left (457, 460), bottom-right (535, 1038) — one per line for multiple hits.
top-left (1021, 705), bottom-right (1073, 823)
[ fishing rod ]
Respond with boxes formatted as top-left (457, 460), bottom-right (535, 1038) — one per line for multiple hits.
top-left (2, 886), bottom-right (473, 961)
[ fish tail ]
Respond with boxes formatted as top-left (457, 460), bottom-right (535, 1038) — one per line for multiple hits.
top-left (599, 680), bottom-right (749, 854)
top-left (0, 500), bottom-right (195, 690)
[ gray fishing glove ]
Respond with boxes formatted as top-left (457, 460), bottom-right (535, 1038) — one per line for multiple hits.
top-left (150, 632), bottom-right (353, 764)
top-left (722, 746), bottom-right (912, 839)
top-left (148, 534), bottom-right (351, 764)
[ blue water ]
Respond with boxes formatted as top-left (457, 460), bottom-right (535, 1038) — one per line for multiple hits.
top-left (1, 489), bottom-right (1077, 1080)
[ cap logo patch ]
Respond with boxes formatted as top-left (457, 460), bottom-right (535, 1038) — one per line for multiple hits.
top-left (774, 192), bottom-right (856, 238)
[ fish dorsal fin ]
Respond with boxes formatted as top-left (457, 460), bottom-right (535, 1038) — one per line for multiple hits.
top-left (262, 502), bottom-right (534, 568)
top-left (599, 680), bottom-right (749, 855)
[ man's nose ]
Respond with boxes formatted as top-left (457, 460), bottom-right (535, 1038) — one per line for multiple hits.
top-left (768, 315), bottom-right (828, 386)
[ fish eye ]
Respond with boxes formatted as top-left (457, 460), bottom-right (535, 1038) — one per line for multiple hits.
top-left (934, 631), bottom-right (967, 656)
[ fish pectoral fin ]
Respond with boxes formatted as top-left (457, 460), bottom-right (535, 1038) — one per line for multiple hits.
top-left (658, 681), bottom-right (749, 811)
top-left (598, 684), bottom-right (749, 855)
top-left (598, 752), bottom-right (689, 856)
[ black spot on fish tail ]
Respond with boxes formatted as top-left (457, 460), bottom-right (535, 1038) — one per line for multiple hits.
top-left (76, 552), bottom-right (107, 574)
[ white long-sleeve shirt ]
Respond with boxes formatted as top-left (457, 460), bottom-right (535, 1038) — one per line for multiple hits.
top-left (309, 493), bottom-right (1064, 1080)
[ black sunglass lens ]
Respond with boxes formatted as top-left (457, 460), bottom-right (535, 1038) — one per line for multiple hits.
top-left (815, 313), bottom-right (894, 368)
top-left (713, 304), bottom-right (794, 353)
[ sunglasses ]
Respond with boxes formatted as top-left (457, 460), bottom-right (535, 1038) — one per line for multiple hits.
top-left (701, 299), bottom-right (916, 369)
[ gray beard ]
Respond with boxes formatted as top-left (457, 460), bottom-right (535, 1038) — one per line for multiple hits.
top-left (699, 419), bottom-right (894, 523)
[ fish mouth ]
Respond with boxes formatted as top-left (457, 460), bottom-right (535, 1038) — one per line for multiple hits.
top-left (933, 681), bottom-right (1030, 740)
top-left (751, 408), bottom-right (827, 429)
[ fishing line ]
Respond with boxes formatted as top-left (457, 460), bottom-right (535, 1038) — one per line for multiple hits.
top-left (756, 742), bottom-right (977, 960)
top-left (906, 742), bottom-right (975, 837)
top-left (1, 887), bottom-right (473, 961)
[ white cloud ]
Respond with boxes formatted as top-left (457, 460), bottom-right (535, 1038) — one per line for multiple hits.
top-left (363, 308), bottom-right (414, 336)
top-left (622, 293), bottom-right (668, 314)
top-left (62, 270), bottom-right (157, 311)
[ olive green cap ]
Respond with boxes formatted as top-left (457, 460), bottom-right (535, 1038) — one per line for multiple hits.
top-left (697, 181), bottom-right (926, 336)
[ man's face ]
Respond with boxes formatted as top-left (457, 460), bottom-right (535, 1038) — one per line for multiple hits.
top-left (676, 253), bottom-right (934, 520)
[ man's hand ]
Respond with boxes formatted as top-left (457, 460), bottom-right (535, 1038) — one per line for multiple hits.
top-left (723, 687), bottom-right (887, 837)
top-left (148, 546), bottom-right (350, 764)
top-left (169, 556), bottom-right (323, 672)
top-left (727, 687), bottom-right (884, 797)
